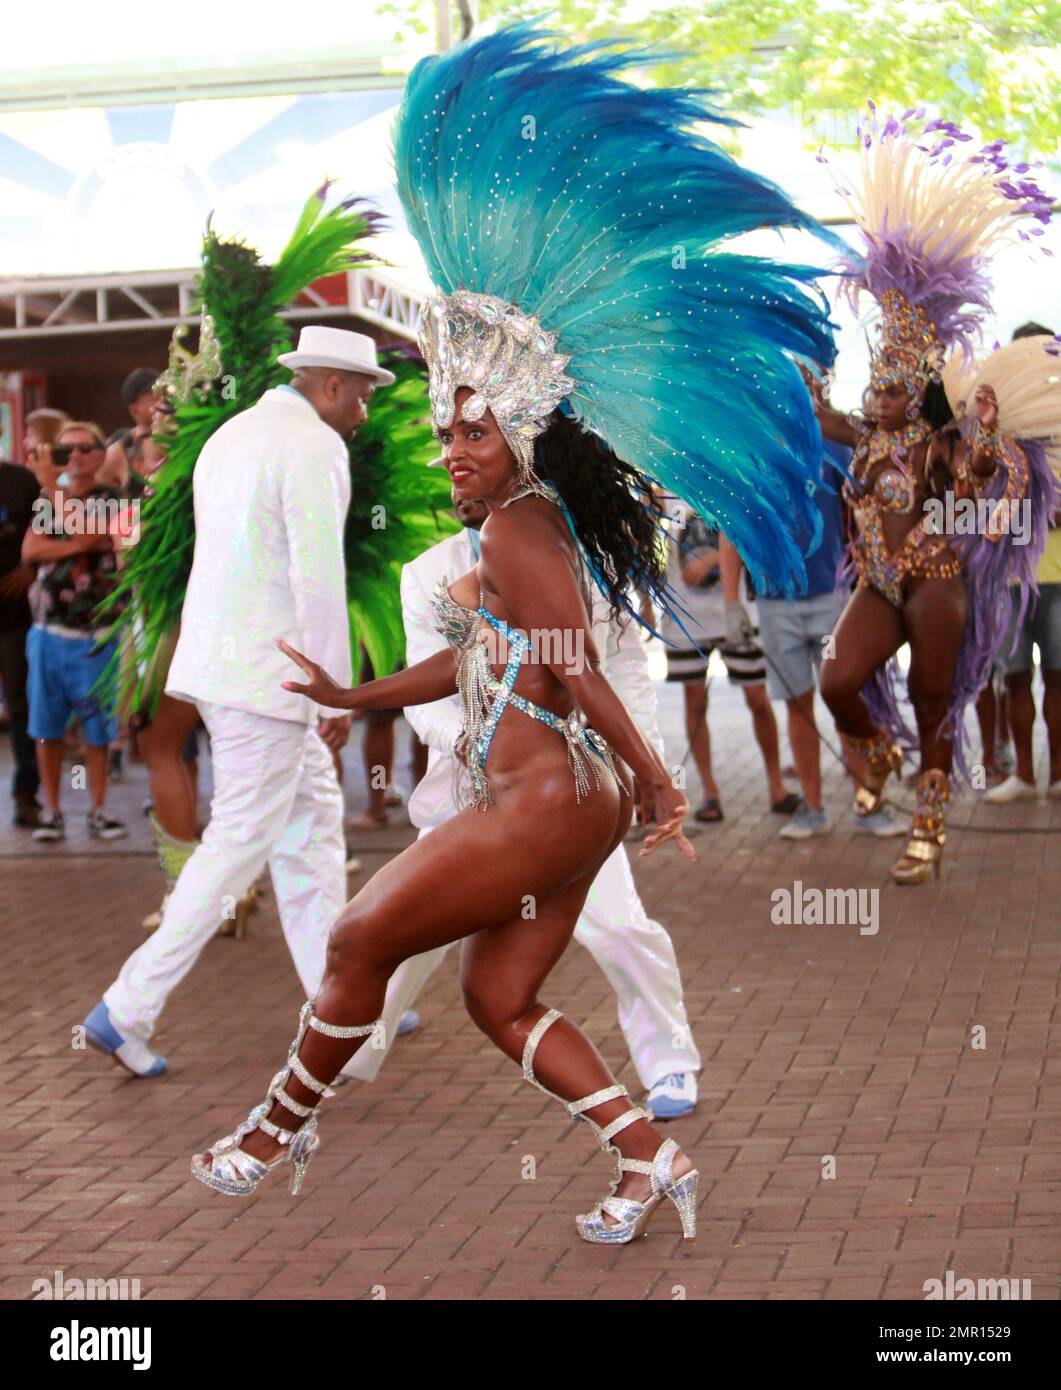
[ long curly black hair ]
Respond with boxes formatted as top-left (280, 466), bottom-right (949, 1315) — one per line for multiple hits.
top-left (533, 409), bottom-right (669, 625)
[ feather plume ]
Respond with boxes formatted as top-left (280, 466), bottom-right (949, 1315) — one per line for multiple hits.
top-left (394, 20), bottom-right (844, 596)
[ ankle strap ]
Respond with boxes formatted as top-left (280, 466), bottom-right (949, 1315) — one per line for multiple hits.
top-left (567, 1085), bottom-right (627, 1115)
top-left (521, 1007), bottom-right (563, 1096)
top-left (309, 1012), bottom-right (377, 1039)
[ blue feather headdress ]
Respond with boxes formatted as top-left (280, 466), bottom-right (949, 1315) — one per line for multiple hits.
top-left (394, 20), bottom-right (843, 595)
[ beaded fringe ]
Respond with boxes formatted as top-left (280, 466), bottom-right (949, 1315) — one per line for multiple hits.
top-left (453, 635), bottom-right (497, 811)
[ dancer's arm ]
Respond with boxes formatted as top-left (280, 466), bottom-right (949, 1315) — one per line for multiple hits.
top-left (804, 366), bottom-right (860, 448)
top-left (481, 507), bottom-right (693, 858)
top-left (278, 640), bottom-right (458, 713)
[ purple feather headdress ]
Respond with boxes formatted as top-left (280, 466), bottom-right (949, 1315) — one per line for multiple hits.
top-left (820, 106), bottom-right (1054, 402)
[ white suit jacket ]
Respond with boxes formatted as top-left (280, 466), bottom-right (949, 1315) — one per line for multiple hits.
top-left (167, 386), bottom-right (352, 723)
top-left (401, 528), bottom-right (666, 829)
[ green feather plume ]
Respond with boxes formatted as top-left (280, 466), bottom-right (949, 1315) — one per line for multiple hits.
top-left (95, 190), bottom-right (407, 713)
top-left (346, 350), bottom-right (460, 678)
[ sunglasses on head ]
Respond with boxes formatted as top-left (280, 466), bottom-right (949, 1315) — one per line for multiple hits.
top-left (53, 442), bottom-right (101, 465)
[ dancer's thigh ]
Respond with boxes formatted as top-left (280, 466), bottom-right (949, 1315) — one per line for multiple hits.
top-left (330, 778), bottom-right (623, 971)
top-left (904, 575), bottom-right (967, 701)
top-left (822, 584), bottom-right (905, 698)
top-left (459, 863), bottom-right (602, 1024)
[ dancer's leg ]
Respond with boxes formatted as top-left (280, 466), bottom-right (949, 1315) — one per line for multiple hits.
top-left (820, 585), bottom-right (906, 736)
top-left (904, 576), bottom-right (967, 775)
top-left (140, 694), bottom-right (201, 841)
top-left (340, 823), bottom-right (448, 1083)
top-left (459, 869), bottom-right (695, 1213)
top-left (218, 776), bottom-right (627, 1164)
top-left (572, 846), bottom-right (701, 1090)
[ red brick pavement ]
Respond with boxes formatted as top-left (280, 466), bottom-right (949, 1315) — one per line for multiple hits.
top-left (2, 681), bottom-right (1060, 1301)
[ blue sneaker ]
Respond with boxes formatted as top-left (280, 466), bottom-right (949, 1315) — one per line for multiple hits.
top-left (854, 806), bottom-right (906, 837)
top-left (83, 1002), bottom-right (167, 1078)
top-left (645, 1072), bottom-right (697, 1120)
top-left (396, 1009), bottom-right (420, 1037)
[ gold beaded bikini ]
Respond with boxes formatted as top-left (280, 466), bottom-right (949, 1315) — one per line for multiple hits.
top-left (843, 422), bottom-right (961, 607)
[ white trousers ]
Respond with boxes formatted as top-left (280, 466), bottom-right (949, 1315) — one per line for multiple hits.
top-left (105, 702), bottom-right (346, 1042)
top-left (343, 826), bottom-right (702, 1090)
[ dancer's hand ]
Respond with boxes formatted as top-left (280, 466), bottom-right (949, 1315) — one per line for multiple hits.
top-left (633, 775), bottom-right (655, 827)
top-left (277, 639), bottom-right (355, 710)
top-left (639, 778), bottom-right (695, 860)
top-left (974, 384), bottom-right (999, 431)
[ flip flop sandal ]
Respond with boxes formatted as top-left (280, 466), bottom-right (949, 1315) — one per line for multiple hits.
top-left (694, 799), bottom-right (723, 823)
top-left (770, 793), bottom-right (802, 815)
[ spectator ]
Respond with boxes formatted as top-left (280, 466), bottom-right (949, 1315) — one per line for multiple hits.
top-left (23, 408), bottom-right (70, 494)
top-left (0, 455), bottom-right (45, 826)
top-left (99, 368), bottom-right (161, 490)
top-left (656, 491), bottom-right (798, 821)
top-left (986, 322), bottom-right (1061, 802)
top-left (21, 420), bottom-right (127, 841)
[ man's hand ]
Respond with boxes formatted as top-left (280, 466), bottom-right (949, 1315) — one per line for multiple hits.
top-left (0, 562), bottom-right (35, 599)
top-left (724, 600), bottom-right (755, 650)
top-left (317, 715), bottom-right (351, 753)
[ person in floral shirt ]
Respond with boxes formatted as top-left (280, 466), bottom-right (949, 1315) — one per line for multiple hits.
top-left (22, 420), bottom-right (128, 842)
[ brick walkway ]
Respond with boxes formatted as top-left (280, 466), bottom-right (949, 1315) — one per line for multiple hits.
top-left (2, 674), bottom-right (1059, 1301)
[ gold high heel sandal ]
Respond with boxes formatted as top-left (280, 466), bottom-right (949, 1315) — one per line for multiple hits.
top-left (891, 769), bottom-right (949, 885)
top-left (217, 880), bottom-right (260, 939)
top-left (522, 1009), bottom-right (699, 1244)
top-left (191, 1001), bottom-right (378, 1196)
top-left (842, 730), bottom-right (903, 816)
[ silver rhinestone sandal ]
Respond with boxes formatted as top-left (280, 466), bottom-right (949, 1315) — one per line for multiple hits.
top-left (191, 1001), bottom-right (377, 1197)
top-left (522, 1008), bottom-right (699, 1244)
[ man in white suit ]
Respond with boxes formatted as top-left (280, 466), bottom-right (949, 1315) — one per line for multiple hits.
top-left (84, 327), bottom-right (395, 1077)
top-left (342, 492), bottom-right (702, 1118)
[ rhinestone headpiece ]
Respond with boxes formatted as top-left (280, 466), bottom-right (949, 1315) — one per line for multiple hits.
top-left (417, 290), bottom-right (575, 472)
top-left (155, 312), bottom-right (223, 404)
top-left (869, 288), bottom-right (946, 404)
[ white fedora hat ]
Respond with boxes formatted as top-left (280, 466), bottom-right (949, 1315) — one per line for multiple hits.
top-left (277, 325), bottom-right (396, 385)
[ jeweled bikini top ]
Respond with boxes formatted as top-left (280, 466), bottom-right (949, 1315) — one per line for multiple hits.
top-left (845, 420), bottom-right (933, 516)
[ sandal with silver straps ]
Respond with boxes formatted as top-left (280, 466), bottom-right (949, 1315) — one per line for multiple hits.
top-left (522, 1008), bottom-right (699, 1244)
top-left (191, 1001), bottom-right (378, 1197)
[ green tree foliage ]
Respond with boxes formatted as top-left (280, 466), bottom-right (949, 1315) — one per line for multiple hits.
top-left (381, 1), bottom-right (1060, 155)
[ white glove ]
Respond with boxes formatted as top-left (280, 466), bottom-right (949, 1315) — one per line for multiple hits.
top-left (724, 601), bottom-right (755, 649)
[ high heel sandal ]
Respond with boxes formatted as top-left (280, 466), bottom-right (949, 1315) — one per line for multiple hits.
top-left (217, 881), bottom-right (259, 939)
top-left (191, 1001), bottom-right (377, 1196)
top-left (522, 1009), bottom-right (699, 1244)
top-left (891, 768), bottom-right (949, 885)
top-left (842, 730), bottom-right (903, 817)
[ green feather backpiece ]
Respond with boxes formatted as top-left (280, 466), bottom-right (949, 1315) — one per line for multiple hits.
top-left (346, 350), bottom-right (460, 678)
top-left (94, 188), bottom-right (447, 714)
